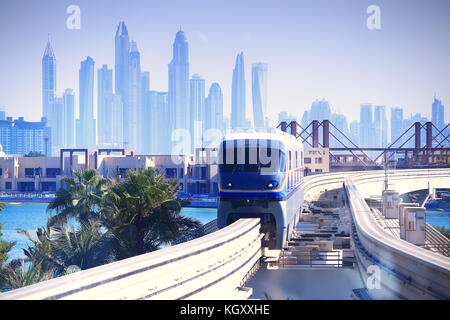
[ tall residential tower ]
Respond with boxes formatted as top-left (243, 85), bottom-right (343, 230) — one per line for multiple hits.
top-left (252, 62), bottom-right (268, 128)
top-left (231, 52), bottom-right (246, 129)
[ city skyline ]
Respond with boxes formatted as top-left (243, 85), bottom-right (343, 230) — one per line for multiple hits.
top-left (1, 0), bottom-right (449, 126)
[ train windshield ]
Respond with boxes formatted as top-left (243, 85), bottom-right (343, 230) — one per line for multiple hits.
top-left (219, 139), bottom-right (286, 174)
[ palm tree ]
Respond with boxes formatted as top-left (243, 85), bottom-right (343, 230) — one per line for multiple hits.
top-left (102, 168), bottom-right (201, 259)
top-left (50, 220), bottom-right (115, 272)
top-left (17, 220), bottom-right (115, 278)
top-left (0, 203), bottom-right (12, 266)
top-left (0, 259), bottom-right (51, 291)
top-left (47, 169), bottom-right (108, 225)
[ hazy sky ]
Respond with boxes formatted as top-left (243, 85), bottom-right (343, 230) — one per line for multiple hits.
top-left (0, 0), bottom-right (449, 125)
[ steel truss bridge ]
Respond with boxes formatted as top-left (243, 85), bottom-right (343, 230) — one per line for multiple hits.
top-left (278, 120), bottom-right (450, 171)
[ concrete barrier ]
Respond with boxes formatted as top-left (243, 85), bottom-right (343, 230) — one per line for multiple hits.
top-left (0, 218), bottom-right (262, 300)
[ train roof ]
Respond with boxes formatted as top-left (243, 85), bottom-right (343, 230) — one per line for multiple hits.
top-left (222, 128), bottom-right (303, 148)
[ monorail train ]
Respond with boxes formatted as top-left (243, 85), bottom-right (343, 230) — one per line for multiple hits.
top-left (217, 130), bottom-right (304, 249)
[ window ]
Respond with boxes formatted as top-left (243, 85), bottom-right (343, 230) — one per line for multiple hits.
top-left (25, 168), bottom-right (34, 177)
top-left (165, 168), bottom-right (177, 179)
top-left (0, 168), bottom-right (2, 176)
top-left (179, 168), bottom-right (184, 179)
top-left (201, 167), bottom-right (207, 180)
top-left (5, 182), bottom-right (12, 190)
top-left (304, 157), bottom-right (311, 164)
top-left (315, 157), bottom-right (323, 164)
top-left (46, 168), bottom-right (60, 178)
top-left (219, 139), bottom-right (286, 173)
top-left (289, 151), bottom-right (292, 170)
top-left (295, 151), bottom-right (298, 168)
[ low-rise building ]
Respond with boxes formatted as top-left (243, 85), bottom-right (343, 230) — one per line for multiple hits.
top-left (304, 148), bottom-right (330, 174)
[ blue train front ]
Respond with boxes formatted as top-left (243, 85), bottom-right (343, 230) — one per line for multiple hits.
top-left (217, 131), bottom-right (304, 249)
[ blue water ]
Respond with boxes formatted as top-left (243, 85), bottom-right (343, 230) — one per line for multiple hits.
top-left (1, 203), bottom-right (448, 261)
top-left (425, 209), bottom-right (450, 229)
top-left (0, 203), bottom-right (217, 261)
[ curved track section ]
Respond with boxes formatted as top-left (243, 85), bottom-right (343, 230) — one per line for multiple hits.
top-left (0, 218), bottom-right (262, 300)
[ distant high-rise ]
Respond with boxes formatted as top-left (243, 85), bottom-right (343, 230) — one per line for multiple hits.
top-left (0, 117), bottom-right (51, 156)
top-left (252, 63), bottom-right (268, 128)
top-left (109, 94), bottom-right (124, 148)
top-left (0, 107), bottom-right (6, 121)
top-left (139, 72), bottom-right (150, 153)
top-left (301, 110), bottom-right (311, 145)
top-left (78, 56), bottom-right (96, 147)
top-left (128, 40), bottom-right (141, 150)
top-left (330, 113), bottom-right (349, 147)
top-left (278, 111), bottom-right (297, 125)
top-left (390, 107), bottom-right (404, 144)
top-left (42, 39), bottom-right (56, 122)
top-left (49, 96), bottom-right (64, 154)
top-left (168, 30), bottom-right (190, 143)
top-left (190, 74), bottom-right (205, 152)
top-left (310, 99), bottom-right (331, 144)
top-left (360, 103), bottom-right (373, 147)
top-left (97, 64), bottom-right (113, 147)
top-left (403, 113), bottom-right (427, 148)
top-left (432, 96), bottom-right (445, 131)
top-left (231, 52), bottom-right (246, 128)
top-left (310, 99), bottom-right (331, 122)
top-left (205, 82), bottom-right (224, 132)
top-left (148, 91), bottom-right (169, 154)
top-left (63, 89), bottom-right (75, 148)
top-left (115, 21), bottom-right (130, 147)
top-left (349, 121), bottom-right (360, 146)
top-left (374, 105), bottom-right (387, 147)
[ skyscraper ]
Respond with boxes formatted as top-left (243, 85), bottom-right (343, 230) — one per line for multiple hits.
top-left (432, 96), bottom-right (445, 131)
top-left (205, 82), bottom-right (224, 132)
top-left (349, 121), bottom-right (360, 146)
top-left (128, 40), bottom-right (141, 150)
top-left (63, 89), bottom-right (76, 148)
top-left (360, 103), bottom-right (373, 147)
top-left (391, 107), bottom-right (404, 144)
top-left (78, 56), bottom-right (96, 147)
top-left (50, 96), bottom-right (64, 152)
top-left (231, 52), bottom-right (246, 129)
top-left (42, 39), bottom-right (56, 122)
top-left (278, 111), bottom-right (297, 125)
top-left (168, 30), bottom-right (190, 142)
top-left (252, 62), bottom-right (268, 128)
top-left (0, 117), bottom-right (51, 156)
top-left (109, 94), bottom-right (124, 148)
top-left (98, 64), bottom-right (113, 147)
top-left (148, 91), bottom-right (169, 154)
top-left (115, 21), bottom-right (130, 147)
top-left (374, 105), bottom-right (387, 147)
top-left (139, 72), bottom-right (150, 153)
top-left (190, 74), bottom-right (205, 152)
top-left (330, 113), bottom-right (349, 147)
top-left (310, 99), bottom-right (331, 145)
top-left (301, 110), bottom-right (311, 145)
top-left (0, 107), bottom-right (6, 121)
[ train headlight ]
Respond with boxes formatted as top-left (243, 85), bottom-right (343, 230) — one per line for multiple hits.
top-left (267, 181), bottom-right (278, 189)
top-left (227, 182), bottom-right (232, 187)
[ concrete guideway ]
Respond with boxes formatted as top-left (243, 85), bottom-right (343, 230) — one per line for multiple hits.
top-left (345, 171), bottom-right (450, 299)
top-left (0, 218), bottom-right (262, 300)
top-left (302, 169), bottom-right (450, 299)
